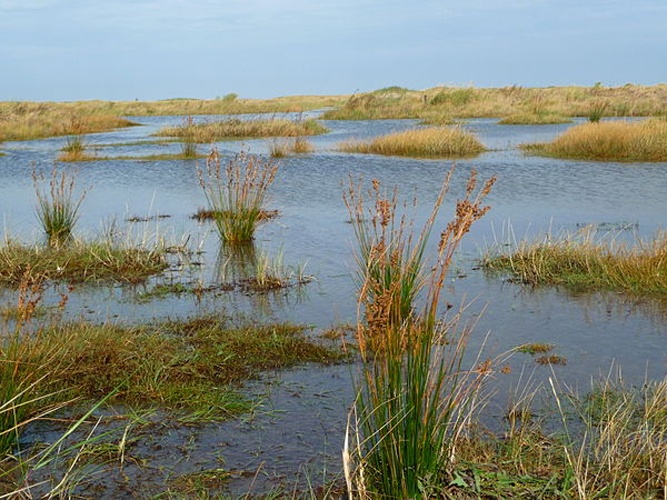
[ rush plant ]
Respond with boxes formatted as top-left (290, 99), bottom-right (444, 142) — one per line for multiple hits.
top-left (344, 170), bottom-right (497, 498)
top-left (33, 168), bottom-right (86, 248)
top-left (197, 149), bottom-right (279, 242)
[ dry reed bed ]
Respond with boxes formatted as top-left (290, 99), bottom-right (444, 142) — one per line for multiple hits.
top-left (522, 119), bottom-right (667, 161)
top-left (156, 117), bottom-right (327, 143)
top-left (339, 126), bottom-right (486, 158)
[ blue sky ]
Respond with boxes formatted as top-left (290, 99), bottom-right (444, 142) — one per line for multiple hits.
top-left (1, 0), bottom-right (665, 101)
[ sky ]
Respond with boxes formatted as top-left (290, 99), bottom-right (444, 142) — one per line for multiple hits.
top-left (1, 0), bottom-right (666, 101)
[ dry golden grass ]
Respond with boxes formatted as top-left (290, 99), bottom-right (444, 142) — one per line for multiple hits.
top-left (339, 126), bottom-right (485, 159)
top-left (156, 118), bottom-right (327, 143)
top-left (321, 84), bottom-right (667, 121)
top-left (522, 119), bottom-right (667, 161)
top-left (0, 104), bottom-right (136, 142)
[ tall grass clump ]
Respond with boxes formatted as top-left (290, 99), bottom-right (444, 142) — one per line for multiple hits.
top-left (57, 135), bottom-right (95, 162)
top-left (198, 149), bottom-right (279, 242)
top-left (339, 126), bottom-right (486, 159)
top-left (179, 116), bottom-right (199, 159)
top-left (33, 168), bottom-right (86, 248)
top-left (344, 170), bottom-right (497, 498)
top-left (269, 137), bottom-right (313, 157)
top-left (483, 227), bottom-right (667, 295)
top-left (522, 119), bottom-right (667, 162)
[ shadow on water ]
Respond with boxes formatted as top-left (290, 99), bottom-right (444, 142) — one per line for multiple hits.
top-left (3, 115), bottom-right (667, 496)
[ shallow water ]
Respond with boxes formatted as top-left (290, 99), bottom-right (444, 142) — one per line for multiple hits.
top-left (3, 115), bottom-right (667, 495)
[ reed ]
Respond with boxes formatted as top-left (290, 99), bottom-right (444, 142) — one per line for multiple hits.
top-left (179, 116), bottom-right (199, 159)
top-left (32, 168), bottom-right (86, 248)
top-left (197, 149), bottom-right (279, 242)
top-left (483, 227), bottom-right (667, 295)
top-left (339, 126), bottom-right (486, 159)
top-left (156, 117), bottom-right (327, 143)
top-left (344, 170), bottom-right (497, 498)
top-left (521, 119), bottom-right (667, 161)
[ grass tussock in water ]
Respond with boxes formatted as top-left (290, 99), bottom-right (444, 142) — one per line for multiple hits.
top-left (198, 149), bottom-right (279, 242)
top-left (339, 126), bottom-right (486, 159)
top-left (483, 228), bottom-right (667, 295)
top-left (56, 135), bottom-right (97, 162)
top-left (269, 136), bottom-right (314, 157)
top-left (156, 117), bottom-right (328, 143)
top-left (0, 238), bottom-right (168, 286)
top-left (522, 118), bottom-right (667, 162)
top-left (33, 168), bottom-right (86, 248)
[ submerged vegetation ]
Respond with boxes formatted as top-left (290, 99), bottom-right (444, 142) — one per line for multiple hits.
top-left (483, 227), bottom-right (667, 295)
top-left (339, 126), bottom-right (486, 159)
top-left (522, 118), bottom-right (667, 161)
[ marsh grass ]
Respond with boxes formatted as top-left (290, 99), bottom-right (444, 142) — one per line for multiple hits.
top-left (0, 105), bottom-right (137, 142)
top-left (269, 137), bottom-right (314, 157)
top-left (197, 149), bottom-right (279, 242)
top-left (549, 371), bottom-right (667, 499)
top-left (243, 246), bottom-right (312, 291)
top-left (344, 170), bottom-right (497, 498)
top-left (483, 227), bottom-right (667, 295)
top-left (2, 316), bottom-right (346, 417)
top-left (522, 118), bottom-right (667, 162)
top-left (156, 117), bottom-right (328, 143)
top-left (0, 237), bottom-right (168, 286)
top-left (339, 126), bottom-right (486, 159)
top-left (498, 112), bottom-right (572, 125)
top-left (57, 135), bottom-right (96, 162)
top-left (33, 168), bottom-right (86, 248)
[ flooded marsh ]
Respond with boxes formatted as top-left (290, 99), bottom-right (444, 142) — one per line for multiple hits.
top-left (1, 114), bottom-right (667, 496)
